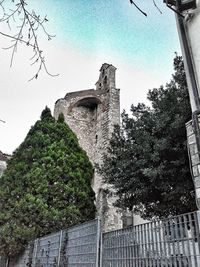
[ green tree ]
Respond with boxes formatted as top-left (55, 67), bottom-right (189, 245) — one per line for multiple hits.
top-left (99, 55), bottom-right (196, 220)
top-left (0, 107), bottom-right (95, 257)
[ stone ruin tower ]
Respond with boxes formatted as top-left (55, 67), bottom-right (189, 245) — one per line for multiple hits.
top-left (54, 63), bottom-right (122, 231)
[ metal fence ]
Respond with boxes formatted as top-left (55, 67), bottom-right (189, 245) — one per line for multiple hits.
top-left (1, 211), bottom-right (200, 267)
top-left (4, 219), bottom-right (101, 267)
top-left (101, 211), bottom-right (200, 267)
top-left (64, 219), bottom-right (100, 266)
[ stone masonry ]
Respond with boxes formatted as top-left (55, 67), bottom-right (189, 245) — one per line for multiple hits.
top-left (186, 117), bottom-right (200, 208)
top-left (54, 63), bottom-right (122, 231)
top-left (0, 151), bottom-right (10, 177)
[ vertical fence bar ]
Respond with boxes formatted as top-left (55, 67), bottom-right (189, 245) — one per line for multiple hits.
top-left (170, 218), bottom-right (178, 267)
top-left (100, 231), bottom-right (103, 267)
top-left (178, 214), bottom-right (187, 266)
top-left (96, 219), bottom-right (101, 267)
top-left (137, 225), bottom-right (140, 267)
top-left (111, 231), bottom-right (113, 267)
top-left (154, 221), bottom-right (159, 267)
top-left (164, 219), bottom-right (173, 267)
top-left (139, 224), bottom-right (141, 267)
top-left (146, 222), bottom-right (150, 267)
top-left (142, 223), bottom-right (145, 267)
top-left (183, 213), bottom-right (193, 266)
top-left (130, 228), bottom-right (134, 267)
top-left (173, 216), bottom-right (181, 266)
top-left (141, 224), bottom-right (144, 267)
top-left (188, 213), bottom-right (198, 267)
top-left (127, 229), bottom-right (130, 267)
top-left (125, 230), bottom-right (128, 267)
top-left (146, 223), bottom-right (149, 267)
top-left (115, 231), bottom-right (117, 267)
top-left (135, 226), bottom-right (138, 267)
top-left (157, 221), bottom-right (163, 267)
top-left (109, 232), bottom-right (112, 267)
top-left (160, 221), bottom-right (167, 267)
top-left (57, 230), bottom-right (63, 267)
top-left (122, 230), bottom-right (124, 267)
top-left (32, 238), bottom-right (38, 267)
top-left (194, 211), bottom-right (200, 265)
top-left (150, 220), bottom-right (154, 267)
top-left (5, 258), bottom-right (9, 267)
top-left (140, 224), bottom-right (144, 267)
top-left (136, 225), bottom-right (139, 267)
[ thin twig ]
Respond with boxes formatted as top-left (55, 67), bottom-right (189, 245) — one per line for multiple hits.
top-left (130, 0), bottom-right (147, 17)
top-left (0, 118), bottom-right (6, 123)
top-left (25, 9), bottom-right (55, 38)
top-left (10, 12), bottom-right (26, 67)
top-left (152, 0), bottom-right (162, 14)
top-left (0, 4), bottom-right (21, 22)
top-left (20, 1), bottom-right (58, 80)
top-left (0, 0), bottom-right (59, 80)
top-left (0, 31), bottom-right (34, 48)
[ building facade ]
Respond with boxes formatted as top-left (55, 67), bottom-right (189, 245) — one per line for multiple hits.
top-left (183, 0), bottom-right (200, 98)
top-left (175, 0), bottom-right (200, 112)
top-left (174, 0), bottom-right (200, 208)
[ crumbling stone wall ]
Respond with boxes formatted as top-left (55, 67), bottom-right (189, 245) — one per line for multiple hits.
top-left (0, 151), bottom-right (10, 177)
top-left (54, 63), bottom-right (122, 231)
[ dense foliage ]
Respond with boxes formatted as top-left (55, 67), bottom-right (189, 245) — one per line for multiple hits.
top-left (0, 107), bottom-right (95, 257)
top-left (99, 55), bottom-right (196, 219)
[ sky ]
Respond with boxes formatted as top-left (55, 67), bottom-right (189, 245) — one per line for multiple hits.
top-left (0, 0), bottom-right (181, 154)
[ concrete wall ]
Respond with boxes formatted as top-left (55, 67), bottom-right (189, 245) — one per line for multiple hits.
top-left (54, 64), bottom-right (122, 231)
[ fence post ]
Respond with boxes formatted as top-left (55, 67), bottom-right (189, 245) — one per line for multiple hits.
top-left (57, 230), bottom-right (63, 267)
top-left (95, 219), bottom-right (101, 267)
top-left (5, 258), bottom-right (9, 267)
top-left (196, 210), bottom-right (200, 226)
top-left (99, 232), bottom-right (103, 267)
top-left (32, 239), bottom-right (39, 267)
top-left (196, 211), bottom-right (200, 248)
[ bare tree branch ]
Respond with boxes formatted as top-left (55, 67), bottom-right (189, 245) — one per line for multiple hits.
top-left (0, 0), bottom-right (165, 80)
top-left (0, 118), bottom-right (6, 123)
top-left (129, 0), bottom-right (163, 16)
top-left (130, 0), bottom-right (147, 17)
top-left (152, 0), bottom-right (162, 14)
top-left (0, 0), bottom-right (58, 80)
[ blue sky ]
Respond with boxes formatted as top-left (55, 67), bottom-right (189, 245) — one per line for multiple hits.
top-left (41, 0), bottom-right (179, 71)
top-left (0, 0), bottom-right (181, 153)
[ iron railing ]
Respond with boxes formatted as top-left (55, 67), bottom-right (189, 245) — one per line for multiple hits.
top-left (1, 211), bottom-right (200, 267)
top-left (3, 219), bottom-right (101, 267)
top-left (101, 211), bottom-right (200, 267)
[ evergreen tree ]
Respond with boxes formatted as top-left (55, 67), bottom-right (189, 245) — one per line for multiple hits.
top-left (99, 55), bottom-right (196, 219)
top-left (0, 107), bottom-right (95, 257)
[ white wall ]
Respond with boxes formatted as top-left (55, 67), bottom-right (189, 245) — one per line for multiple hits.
top-left (186, 0), bottom-right (200, 97)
